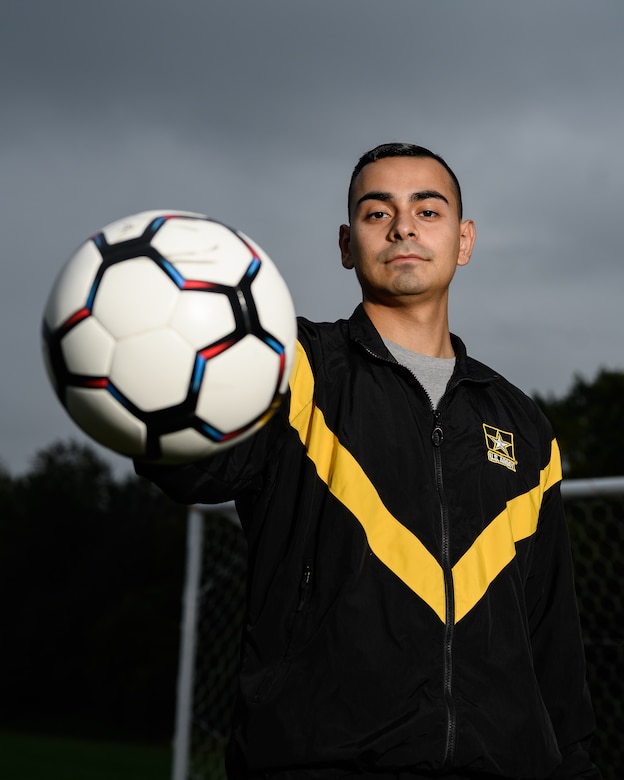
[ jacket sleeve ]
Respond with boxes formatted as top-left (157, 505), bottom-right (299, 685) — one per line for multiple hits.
top-left (525, 451), bottom-right (602, 779)
top-left (133, 393), bottom-right (290, 505)
top-left (549, 741), bottom-right (603, 779)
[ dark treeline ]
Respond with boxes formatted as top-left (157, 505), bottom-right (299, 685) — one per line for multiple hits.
top-left (0, 442), bottom-right (188, 743)
top-left (534, 368), bottom-right (624, 478)
top-left (0, 369), bottom-right (622, 750)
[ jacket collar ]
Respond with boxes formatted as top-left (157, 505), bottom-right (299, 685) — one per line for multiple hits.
top-left (347, 303), bottom-right (499, 385)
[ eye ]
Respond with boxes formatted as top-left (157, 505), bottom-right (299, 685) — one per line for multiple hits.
top-left (419, 209), bottom-right (438, 218)
top-left (366, 210), bottom-right (389, 221)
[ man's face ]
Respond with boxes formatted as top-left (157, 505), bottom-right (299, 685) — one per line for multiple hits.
top-left (339, 156), bottom-right (475, 306)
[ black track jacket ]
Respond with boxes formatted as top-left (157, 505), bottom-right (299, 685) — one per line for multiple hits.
top-left (136, 305), bottom-right (600, 779)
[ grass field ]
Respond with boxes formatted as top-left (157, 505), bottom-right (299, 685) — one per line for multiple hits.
top-left (0, 731), bottom-right (172, 780)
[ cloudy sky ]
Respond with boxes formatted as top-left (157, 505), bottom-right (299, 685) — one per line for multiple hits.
top-left (1, 0), bottom-right (622, 478)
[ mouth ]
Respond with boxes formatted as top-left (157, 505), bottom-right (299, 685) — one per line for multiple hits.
top-left (386, 253), bottom-right (427, 264)
top-left (383, 242), bottom-right (430, 264)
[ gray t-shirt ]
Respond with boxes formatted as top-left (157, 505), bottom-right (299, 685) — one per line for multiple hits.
top-left (383, 338), bottom-right (455, 409)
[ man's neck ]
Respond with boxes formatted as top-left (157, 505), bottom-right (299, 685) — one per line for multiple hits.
top-left (362, 299), bottom-right (454, 358)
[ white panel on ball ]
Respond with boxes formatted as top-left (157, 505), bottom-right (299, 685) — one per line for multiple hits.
top-left (62, 318), bottom-right (116, 376)
top-left (111, 329), bottom-right (195, 411)
top-left (43, 241), bottom-right (102, 329)
top-left (94, 258), bottom-right (179, 339)
top-left (171, 291), bottom-right (235, 349)
top-left (197, 336), bottom-right (280, 431)
top-left (159, 427), bottom-right (223, 462)
top-left (152, 220), bottom-right (252, 285)
top-left (66, 387), bottom-right (148, 455)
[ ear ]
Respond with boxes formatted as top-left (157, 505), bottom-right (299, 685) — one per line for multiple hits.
top-left (457, 219), bottom-right (476, 267)
top-left (339, 223), bottom-right (354, 269)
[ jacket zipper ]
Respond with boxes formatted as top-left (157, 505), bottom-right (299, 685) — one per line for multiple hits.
top-left (297, 563), bottom-right (312, 611)
top-left (253, 563), bottom-right (312, 703)
top-left (431, 409), bottom-right (456, 767)
top-left (356, 337), bottom-right (459, 763)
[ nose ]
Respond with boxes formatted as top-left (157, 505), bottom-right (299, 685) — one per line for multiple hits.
top-left (390, 210), bottom-right (418, 241)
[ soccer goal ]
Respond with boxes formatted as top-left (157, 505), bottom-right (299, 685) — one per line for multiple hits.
top-left (172, 477), bottom-right (624, 780)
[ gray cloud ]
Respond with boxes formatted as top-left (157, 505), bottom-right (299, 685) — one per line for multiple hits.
top-left (1, 0), bottom-right (622, 476)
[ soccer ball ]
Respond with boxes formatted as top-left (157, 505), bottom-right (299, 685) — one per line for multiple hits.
top-left (41, 210), bottom-right (297, 463)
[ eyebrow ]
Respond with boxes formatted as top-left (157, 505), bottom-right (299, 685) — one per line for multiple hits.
top-left (355, 189), bottom-right (450, 210)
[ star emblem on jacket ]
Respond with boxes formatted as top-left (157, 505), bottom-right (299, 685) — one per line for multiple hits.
top-left (483, 423), bottom-right (517, 472)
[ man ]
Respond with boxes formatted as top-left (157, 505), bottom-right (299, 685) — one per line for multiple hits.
top-left (136, 143), bottom-right (601, 778)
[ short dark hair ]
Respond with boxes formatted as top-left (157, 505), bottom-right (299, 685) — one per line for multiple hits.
top-left (347, 142), bottom-right (463, 220)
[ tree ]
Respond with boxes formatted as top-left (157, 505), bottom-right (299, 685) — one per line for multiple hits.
top-left (0, 439), bottom-right (187, 741)
top-left (533, 369), bottom-right (624, 479)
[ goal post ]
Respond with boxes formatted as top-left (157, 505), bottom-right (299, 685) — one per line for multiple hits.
top-left (171, 505), bottom-right (206, 780)
top-left (172, 502), bottom-right (241, 780)
top-left (172, 478), bottom-right (624, 780)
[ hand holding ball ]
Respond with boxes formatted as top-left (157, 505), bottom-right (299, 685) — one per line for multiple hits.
top-left (41, 211), bottom-right (297, 463)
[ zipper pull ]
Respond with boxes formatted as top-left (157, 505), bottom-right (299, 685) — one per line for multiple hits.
top-left (431, 412), bottom-right (443, 446)
top-left (297, 564), bottom-right (312, 611)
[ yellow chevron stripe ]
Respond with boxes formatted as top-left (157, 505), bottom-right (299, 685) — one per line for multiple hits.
top-left (289, 343), bottom-right (447, 620)
top-left (453, 440), bottom-right (562, 622)
top-left (289, 341), bottom-right (561, 625)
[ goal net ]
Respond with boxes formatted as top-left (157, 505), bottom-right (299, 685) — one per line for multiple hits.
top-left (172, 478), bottom-right (624, 780)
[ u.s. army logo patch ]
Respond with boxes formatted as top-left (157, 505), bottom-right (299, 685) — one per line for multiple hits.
top-left (483, 423), bottom-right (517, 472)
